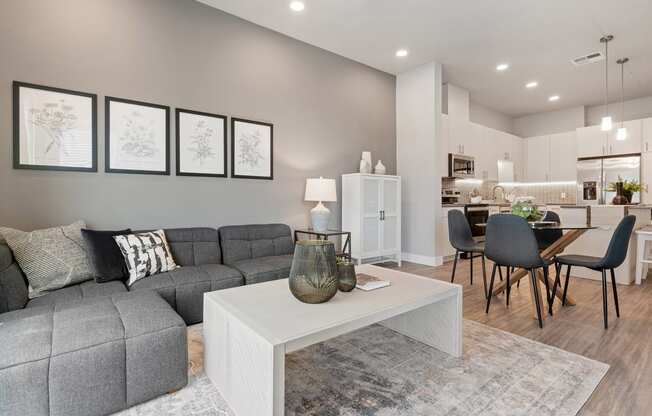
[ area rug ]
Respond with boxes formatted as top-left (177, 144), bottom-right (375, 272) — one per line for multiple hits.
top-left (115, 320), bottom-right (608, 416)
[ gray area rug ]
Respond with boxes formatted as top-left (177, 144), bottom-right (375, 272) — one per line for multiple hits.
top-left (115, 320), bottom-right (608, 416)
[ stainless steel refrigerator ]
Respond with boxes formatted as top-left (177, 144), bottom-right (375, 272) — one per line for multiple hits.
top-left (577, 155), bottom-right (641, 205)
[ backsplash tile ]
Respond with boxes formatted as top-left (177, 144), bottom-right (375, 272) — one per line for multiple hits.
top-left (444, 179), bottom-right (577, 205)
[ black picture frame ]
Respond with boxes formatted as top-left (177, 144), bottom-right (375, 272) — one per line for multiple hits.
top-left (231, 117), bottom-right (274, 180)
top-left (105, 96), bottom-right (170, 175)
top-left (13, 81), bottom-right (98, 172)
top-left (175, 108), bottom-right (228, 178)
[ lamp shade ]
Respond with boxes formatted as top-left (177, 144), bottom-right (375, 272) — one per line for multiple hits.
top-left (304, 177), bottom-right (337, 202)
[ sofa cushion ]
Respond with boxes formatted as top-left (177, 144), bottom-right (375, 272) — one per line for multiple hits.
top-left (0, 244), bottom-right (28, 313)
top-left (232, 254), bottom-right (293, 285)
top-left (219, 224), bottom-right (294, 265)
top-left (26, 280), bottom-right (127, 309)
top-left (0, 291), bottom-right (187, 416)
top-left (0, 221), bottom-right (94, 298)
top-left (165, 227), bottom-right (221, 266)
top-left (129, 265), bottom-right (243, 324)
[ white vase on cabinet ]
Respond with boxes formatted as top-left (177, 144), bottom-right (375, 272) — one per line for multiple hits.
top-left (342, 173), bottom-right (401, 266)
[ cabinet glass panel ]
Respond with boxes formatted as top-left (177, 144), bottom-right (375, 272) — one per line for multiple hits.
top-left (382, 179), bottom-right (398, 215)
top-left (382, 216), bottom-right (398, 252)
top-left (363, 178), bottom-right (380, 216)
top-left (363, 218), bottom-right (380, 253)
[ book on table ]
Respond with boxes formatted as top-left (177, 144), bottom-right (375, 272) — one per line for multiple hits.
top-left (356, 273), bottom-right (391, 291)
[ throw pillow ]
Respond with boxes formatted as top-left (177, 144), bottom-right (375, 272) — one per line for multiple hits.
top-left (81, 228), bottom-right (132, 283)
top-left (114, 230), bottom-right (179, 286)
top-left (0, 220), bottom-right (94, 298)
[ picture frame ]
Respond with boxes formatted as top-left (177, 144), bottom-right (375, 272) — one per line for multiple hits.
top-left (105, 96), bottom-right (170, 175)
top-left (13, 81), bottom-right (97, 172)
top-left (176, 108), bottom-right (227, 178)
top-left (231, 117), bottom-right (274, 180)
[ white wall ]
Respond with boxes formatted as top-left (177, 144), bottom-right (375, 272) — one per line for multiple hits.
top-left (469, 100), bottom-right (514, 134)
top-left (586, 95), bottom-right (652, 126)
top-left (442, 83), bottom-right (469, 120)
top-left (513, 106), bottom-right (585, 138)
top-left (397, 62), bottom-right (442, 265)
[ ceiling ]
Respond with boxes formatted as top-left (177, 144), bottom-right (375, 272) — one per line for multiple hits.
top-left (198, 0), bottom-right (652, 118)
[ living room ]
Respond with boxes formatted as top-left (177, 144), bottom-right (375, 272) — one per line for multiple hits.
top-left (2, 1), bottom-right (652, 415)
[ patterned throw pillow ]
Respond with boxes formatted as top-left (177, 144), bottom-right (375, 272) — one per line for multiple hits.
top-left (114, 230), bottom-right (179, 286)
top-left (0, 220), bottom-right (94, 298)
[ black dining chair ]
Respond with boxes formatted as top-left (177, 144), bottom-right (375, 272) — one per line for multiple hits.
top-left (534, 211), bottom-right (563, 251)
top-left (484, 214), bottom-right (553, 328)
top-left (448, 210), bottom-right (488, 298)
top-left (552, 215), bottom-right (636, 329)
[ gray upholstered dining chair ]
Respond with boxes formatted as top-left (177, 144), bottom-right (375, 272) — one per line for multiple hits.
top-left (484, 214), bottom-right (553, 328)
top-left (534, 211), bottom-right (563, 251)
top-left (552, 215), bottom-right (636, 329)
top-left (448, 210), bottom-right (487, 298)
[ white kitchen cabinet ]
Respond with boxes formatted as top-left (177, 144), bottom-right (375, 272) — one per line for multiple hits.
top-left (342, 173), bottom-right (401, 265)
top-left (448, 115), bottom-right (474, 156)
top-left (510, 134), bottom-right (524, 181)
top-left (642, 153), bottom-right (652, 204)
top-left (475, 125), bottom-right (499, 181)
top-left (548, 131), bottom-right (577, 181)
top-left (576, 125), bottom-right (607, 158)
top-left (643, 118), bottom-right (652, 153)
top-left (608, 120), bottom-right (642, 155)
top-left (440, 114), bottom-right (450, 177)
top-left (525, 135), bottom-right (550, 182)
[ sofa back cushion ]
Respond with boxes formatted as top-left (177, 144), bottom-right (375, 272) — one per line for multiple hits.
top-left (164, 228), bottom-right (221, 266)
top-left (219, 224), bottom-right (293, 265)
top-left (0, 244), bottom-right (28, 313)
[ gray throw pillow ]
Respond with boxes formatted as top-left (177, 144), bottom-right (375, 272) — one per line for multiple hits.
top-left (0, 220), bottom-right (94, 298)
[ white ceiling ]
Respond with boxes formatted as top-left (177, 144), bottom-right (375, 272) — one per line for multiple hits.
top-left (198, 0), bottom-right (652, 118)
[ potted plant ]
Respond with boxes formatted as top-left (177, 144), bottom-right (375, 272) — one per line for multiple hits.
top-left (511, 200), bottom-right (544, 221)
top-left (607, 176), bottom-right (641, 204)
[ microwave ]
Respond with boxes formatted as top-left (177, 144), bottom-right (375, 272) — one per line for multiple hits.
top-left (448, 154), bottom-right (475, 178)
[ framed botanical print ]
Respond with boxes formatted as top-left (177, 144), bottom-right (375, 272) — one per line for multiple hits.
top-left (105, 97), bottom-right (170, 175)
top-left (176, 109), bottom-right (227, 177)
top-left (13, 81), bottom-right (97, 172)
top-left (231, 118), bottom-right (273, 180)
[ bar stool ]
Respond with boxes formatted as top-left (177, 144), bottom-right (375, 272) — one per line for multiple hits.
top-left (635, 226), bottom-right (652, 285)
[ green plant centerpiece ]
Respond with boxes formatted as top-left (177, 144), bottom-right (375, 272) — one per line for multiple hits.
top-left (511, 200), bottom-right (544, 221)
top-left (607, 176), bottom-right (640, 204)
top-left (289, 240), bottom-right (339, 304)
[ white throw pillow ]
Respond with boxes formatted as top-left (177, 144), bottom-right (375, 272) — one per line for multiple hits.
top-left (114, 230), bottom-right (179, 286)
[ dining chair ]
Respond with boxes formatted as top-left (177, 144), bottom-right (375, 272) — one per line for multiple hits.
top-left (552, 215), bottom-right (636, 329)
top-left (448, 210), bottom-right (488, 298)
top-left (534, 211), bottom-right (563, 251)
top-left (484, 214), bottom-right (553, 328)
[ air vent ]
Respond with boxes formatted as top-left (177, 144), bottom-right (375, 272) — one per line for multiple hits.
top-left (571, 52), bottom-right (605, 66)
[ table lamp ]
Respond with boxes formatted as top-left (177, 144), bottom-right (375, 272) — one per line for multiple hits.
top-left (304, 177), bottom-right (337, 232)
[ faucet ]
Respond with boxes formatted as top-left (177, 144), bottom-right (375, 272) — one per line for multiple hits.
top-left (492, 185), bottom-right (505, 202)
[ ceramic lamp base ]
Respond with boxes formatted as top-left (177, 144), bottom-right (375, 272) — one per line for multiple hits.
top-left (310, 202), bottom-right (331, 233)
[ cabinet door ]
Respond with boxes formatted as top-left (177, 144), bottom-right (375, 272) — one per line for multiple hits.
top-left (476, 126), bottom-right (498, 181)
top-left (576, 125), bottom-right (607, 158)
top-left (380, 179), bottom-right (400, 254)
top-left (549, 131), bottom-right (577, 181)
top-left (440, 114), bottom-right (450, 177)
top-left (361, 177), bottom-right (381, 257)
top-left (608, 119), bottom-right (642, 155)
top-left (643, 118), bottom-right (652, 153)
top-left (525, 136), bottom-right (550, 182)
top-left (448, 116), bottom-right (472, 155)
top-left (642, 153), bottom-right (652, 204)
top-left (511, 135), bottom-right (524, 181)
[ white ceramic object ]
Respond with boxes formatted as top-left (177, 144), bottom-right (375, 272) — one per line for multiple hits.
top-left (470, 196), bottom-right (482, 204)
top-left (361, 151), bottom-right (372, 168)
top-left (374, 160), bottom-right (386, 175)
top-left (310, 202), bottom-right (331, 232)
top-left (359, 159), bottom-right (371, 173)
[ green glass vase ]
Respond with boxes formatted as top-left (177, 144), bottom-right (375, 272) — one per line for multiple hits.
top-left (337, 261), bottom-right (357, 292)
top-left (289, 240), bottom-right (339, 304)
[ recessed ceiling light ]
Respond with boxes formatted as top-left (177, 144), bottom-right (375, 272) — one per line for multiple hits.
top-left (549, 95), bottom-right (560, 102)
top-left (289, 1), bottom-right (305, 12)
top-left (496, 63), bottom-right (509, 71)
top-left (395, 49), bottom-right (409, 58)
top-left (526, 81), bottom-right (538, 89)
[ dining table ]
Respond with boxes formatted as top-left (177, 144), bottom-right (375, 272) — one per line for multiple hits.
top-left (478, 221), bottom-right (598, 321)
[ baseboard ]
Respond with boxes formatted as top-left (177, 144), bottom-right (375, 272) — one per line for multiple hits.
top-left (401, 252), bottom-right (442, 267)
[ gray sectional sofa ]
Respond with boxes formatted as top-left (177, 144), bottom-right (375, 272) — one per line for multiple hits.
top-left (0, 224), bottom-right (294, 416)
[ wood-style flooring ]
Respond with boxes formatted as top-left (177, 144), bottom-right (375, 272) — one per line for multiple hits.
top-left (380, 259), bottom-right (652, 416)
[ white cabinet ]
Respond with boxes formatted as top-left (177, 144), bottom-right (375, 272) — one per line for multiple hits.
top-left (342, 174), bottom-right (401, 265)
top-left (642, 153), bottom-right (652, 204)
top-left (448, 115), bottom-right (474, 155)
top-left (440, 114), bottom-right (450, 177)
top-left (475, 125), bottom-right (499, 181)
top-left (608, 120), bottom-right (642, 155)
top-left (643, 118), bottom-right (652, 153)
top-left (548, 131), bottom-right (577, 182)
top-left (525, 135), bottom-right (550, 182)
top-left (576, 125), bottom-right (607, 158)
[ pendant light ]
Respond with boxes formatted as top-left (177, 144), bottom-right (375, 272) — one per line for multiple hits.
top-left (616, 57), bottom-right (629, 141)
top-left (600, 35), bottom-right (614, 131)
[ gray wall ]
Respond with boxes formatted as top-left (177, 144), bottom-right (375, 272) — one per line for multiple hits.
top-left (469, 100), bottom-right (514, 134)
top-left (586, 95), bottom-right (652, 126)
top-left (0, 0), bottom-right (396, 231)
top-left (512, 106), bottom-right (585, 138)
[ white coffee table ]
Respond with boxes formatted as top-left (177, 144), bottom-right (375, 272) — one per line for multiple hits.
top-left (203, 264), bottom-right (463, 416)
